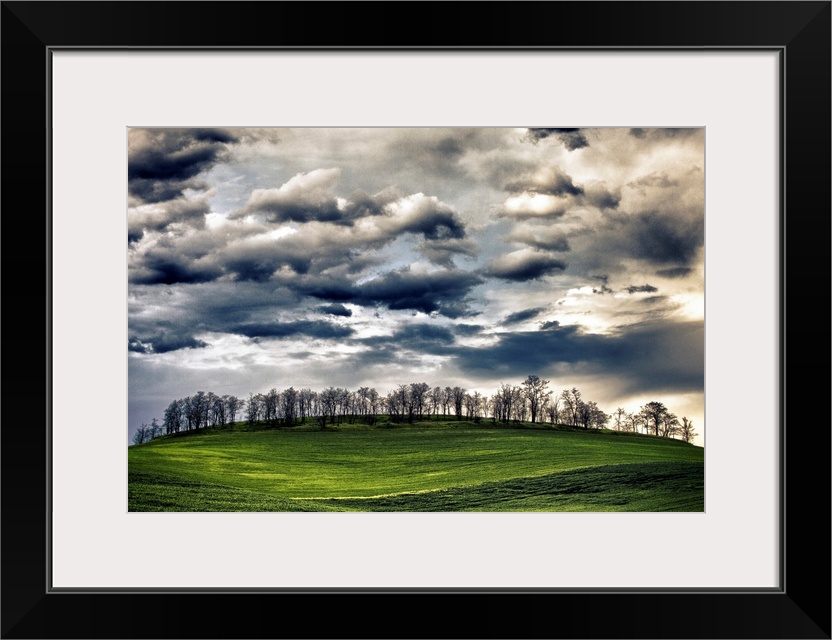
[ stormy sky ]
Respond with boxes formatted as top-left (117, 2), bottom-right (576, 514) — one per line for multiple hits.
top-left (128, 127), bottom-right (705, 444)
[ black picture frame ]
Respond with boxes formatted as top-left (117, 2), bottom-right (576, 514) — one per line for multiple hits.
top-left (2, 2), bottom-right (829, 638)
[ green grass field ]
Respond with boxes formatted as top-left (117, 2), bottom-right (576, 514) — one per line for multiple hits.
top-left (128, 419), bottom-right (704, 512)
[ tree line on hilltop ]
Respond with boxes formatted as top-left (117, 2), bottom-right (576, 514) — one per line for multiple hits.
top-left (132, 375), bottom-right (697, 445)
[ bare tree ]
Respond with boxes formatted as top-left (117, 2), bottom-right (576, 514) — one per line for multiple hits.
top-left (263, 389), bottom-right (279, 427)
top-left (246, 393), bottom-right (260, 427)
top-left (561, 388), bottom-right (582, 426)
top-left (188, 392), bottom-right (208, 430)
top-left (680, 417), bottom-right (698, 443)
top-left (488, 392), bottom-right (502, 423)
top-left (472, 391), bottom-right (484, 420)
top-left (281, 387), bottom-right (298, 426)
top-left (356, 387), bottom-right (371, 418)
top-left (132, 423), bottom-right (150, 445)
top-left (511, 385), bottom-right (526, 421)
top-left (587, 402), bottom-right (609, 429)
top-left (297, 388), bottom-right (314, 423)
top-left (521, 375), bottom-right (550, 423)
top-left (367, 388), bottom-right (380, 425)
top-left (659, 412), bottom-right (680, 438)
top-left (442, 387), bottom-right (453, 416)
top-left (613, 407), bottom-right (626, 431)
top-left (211, 393), bottom-right (226, 427)
top-left (222, 395), bottom-right (240, 427)
top-left (451, 386), bottom-right (466, 420)
top-left (410, 382), bottom-right (430, 421)
top-left (163, 400), bottom-right (183, 434)
top-left (544, 392), bottom-right (559, 425)
top-left (318, 387), bottom-right (339, 429)
top-left (640, 401), bottom-right (670, 437)
top-left (206, 392), bottom-right (219, 427)
top-left (335, 388), bottom-right (351, 424)
top-left (463, 392), bottom-right (476, 419)
top-left (496, 383), bottom-right (514, 422)
top-left (429, 386), bottom-right (443, 418)
top-left (577, 399), bottom-right (592, 429)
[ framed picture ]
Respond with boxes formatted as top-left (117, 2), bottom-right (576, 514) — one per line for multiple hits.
top-left (3, 2), bottom-right (829, 638)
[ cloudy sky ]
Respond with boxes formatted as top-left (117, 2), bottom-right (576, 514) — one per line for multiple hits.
top-left (128, 127), bottom-right (704, 444)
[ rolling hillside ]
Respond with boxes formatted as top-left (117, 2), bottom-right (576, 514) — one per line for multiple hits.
top-left (128, 419), bottom-right (704, 512)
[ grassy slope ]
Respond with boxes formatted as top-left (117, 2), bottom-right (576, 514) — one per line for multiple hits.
top-left (128, 420), bottom-right (704, 512)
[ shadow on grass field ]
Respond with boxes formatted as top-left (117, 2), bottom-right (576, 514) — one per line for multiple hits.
top-left (129, 461), bottom-right (703, 512)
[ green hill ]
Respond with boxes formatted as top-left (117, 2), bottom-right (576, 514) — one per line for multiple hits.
top-left (128, 419), bottom-right (704, 512)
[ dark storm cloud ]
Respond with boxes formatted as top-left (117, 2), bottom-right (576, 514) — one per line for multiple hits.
top-left (129, 254), bottom-right (223, 285)
top-left (538, 320), bottom-right (561, 331)
top-left (341, 189), bottom-right (389, 219)
top-left (628, 212), bottom-right (703, 265)
top-left (128, 281), bottom-right (316, 352)
top-left (128, 328), bottom-right (208, 354)
top-left (640, 296), bottom-right (668, 305)
top-left (234, 169), bottom-right (360, 224)
top-left (128, 288), bottom-right (356, 354)
top-left (384, 130), bottom-right (483, 182)
top-left (354, 268), bottom-right (484, 317)
top-left (234, 177), bottom-right (467, 249)
top-left (128, 128), bottom-right (239, 203)
top-left (246, 197), bottom-right (342, 223)
top-left (506, 169), bottom-right (583, 197)
top-left (449, 319), bottom-right (703, 394)
top-left (128, 195), bottom-right (212, 243)
top-left (575, 207), bottom-right (702, 274)
top-left (226, 259), bottom-right (282, 282)
top-left (316, 303), bottom-right (352, 317)
top-left (366, 323), bottom-right (456, 349)
top-left (394, 197), bottom-right (467, 241)
top-left (286, 266), bottom-right (483, 318)
top-left (129, 280), bottom-right (300, 318)
top-left (301, 277), bottom-right (359, 302)
top-left (525, 128), bottom-right (589, 150)
top-left (225, 252), bottom-right (312, 281)
top-left (629, 172), bottom-right (680, 189)
top-left (348, 322), bottom-right (469, 371)
top-left (484, 251), bottom-right (567, 281)
top-left (129, 231), bottom-right (228, 285)
top-left (416, 237), bottom-right (479, 267)
top-left (452, 322), bottom-right (589, 372)
top-left (656, 267), bottom-right (693, 279)
top-left (591, 275), bottom-right (612, 295)
top-left (583, 184), bottom-right (621, 209)
top-left (526, 128), bottom-right (572, 141)
top-left (218, 227), bottom-right (390, 285)
top-left (501, 170), bottom-right (618, 220)
top-left (228, 320), bottom-right (354, 340)
top-left (625, 284), bottom-right (658, 294)
top-left (453, 324), bottom-right (485, 336)
top-left (233, 169), bottom-right (401, 225)
top-left (629, 128), bottom-right (702, 140)
top-left (434, 136), bottom-right (465, 158)
top-left (506, 227), bottom-right (571, 252)
top-left (503, 307), bottom-right (546, 325)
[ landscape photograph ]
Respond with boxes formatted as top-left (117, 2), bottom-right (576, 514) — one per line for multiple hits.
top-left (127, 126), bottom-right (705, 512)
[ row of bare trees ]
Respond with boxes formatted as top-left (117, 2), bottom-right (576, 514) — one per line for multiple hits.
top-left (134, 390), bottom-right (245, 444)
top-left (133, 375), bottom-right (697, 444)
top-left (611, 401), bottom-right (697, 442)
